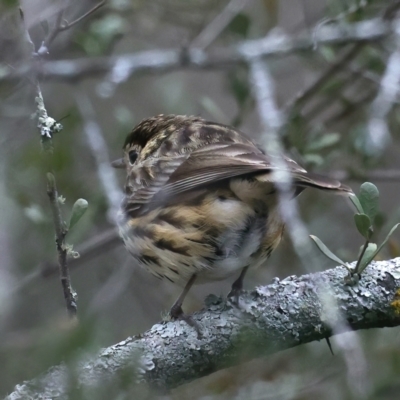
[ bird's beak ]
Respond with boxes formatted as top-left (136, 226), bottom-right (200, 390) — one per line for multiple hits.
top-left (111, 158), bottom-right (126, 169)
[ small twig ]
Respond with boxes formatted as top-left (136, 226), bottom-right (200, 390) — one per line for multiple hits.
top-left (38, 4), bottom-right (65, 54)
top-left (46, 173), bottom-right (77, 319)
top-left (38, 0), bottom-right (105, 55)
top-left (58, 0), bottom-right (106, 32)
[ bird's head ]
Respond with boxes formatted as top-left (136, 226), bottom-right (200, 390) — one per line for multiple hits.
top-left (111, 114), bottom-right (202, 171)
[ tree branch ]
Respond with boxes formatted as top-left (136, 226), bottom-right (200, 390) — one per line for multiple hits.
top-left (6, 259), bottom-right (400, 398)
top-left (1, 17), bottom-right (391, 83)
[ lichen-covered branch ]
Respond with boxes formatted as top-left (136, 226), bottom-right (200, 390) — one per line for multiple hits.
top-left (6, 259), bottom-right (400, 399)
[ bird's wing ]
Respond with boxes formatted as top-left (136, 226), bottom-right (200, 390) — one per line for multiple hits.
top-left (162, 142), bottom-right (306, 195)
top-left (124, 142), bottom-right (313, 216)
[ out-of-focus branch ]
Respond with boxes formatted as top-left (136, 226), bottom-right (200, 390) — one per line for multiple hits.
top-left (190, 0), bottom-right (250, 49)
top-left (365, 20), bottom-right (400, 156)
top-left (247, 43), bottom-right (368, 394)
top-left (1, 17), bottom-right (391, 83)
top-left (284, 44), bottom-right (364, 113)
top-left (5, 259), bottom-right (400, 398)
top-left (75, 91), bottom-right (122, 224)
top-left (331, 169), bottom-right (400, 182)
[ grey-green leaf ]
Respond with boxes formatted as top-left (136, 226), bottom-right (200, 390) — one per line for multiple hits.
top-left (354, 213), bottom-right (372, 238)
top-left (359, 182), bottom-right (379, 224)
top-left (310, 235), bottom-right (348, 267)
top-left (306, 133), bottom-right (340, 152)
top-left (349, 194), bottom-right (364, 214)
top-left (372, 223), bottom-right (400, 260)
top-left (69, 199), bottom-right (89, 230)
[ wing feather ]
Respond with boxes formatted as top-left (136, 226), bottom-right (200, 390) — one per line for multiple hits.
top-left (125, 140), bottom-right (351, 216)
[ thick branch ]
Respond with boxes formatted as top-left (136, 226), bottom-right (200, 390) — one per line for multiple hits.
top-left (6, 259), bottom-right (400, 398)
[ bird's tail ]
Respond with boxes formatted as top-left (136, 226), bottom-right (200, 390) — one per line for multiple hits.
top-left (255, 171), bottom-right (353, 196)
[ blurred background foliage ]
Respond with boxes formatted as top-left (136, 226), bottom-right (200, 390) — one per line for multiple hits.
top-left (1, 0), bottom-right (400, 398)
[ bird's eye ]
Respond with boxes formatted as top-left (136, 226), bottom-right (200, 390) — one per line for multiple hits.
top-left (128, 150), bottom-right (138, 164)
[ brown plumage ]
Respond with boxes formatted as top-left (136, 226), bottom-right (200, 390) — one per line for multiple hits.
top-left (113, 114), bottom-right (352, 327)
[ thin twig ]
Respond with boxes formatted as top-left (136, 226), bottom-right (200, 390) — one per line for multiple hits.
top-left (46, 173), bottom-right (77, 319)
top-left (284, 44), bottom-right (364, 113)
top-left (38, 3), bottom-right (65, 54)
top-left (58, 1), bottom-right (106, 32)
top-left (38, 0), bottom-right (105, 55)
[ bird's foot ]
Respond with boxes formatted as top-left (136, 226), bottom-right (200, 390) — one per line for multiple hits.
top-left (169, 304), bottom-right (202, 338)
top-left (227, 286), bottom-right (244, 307)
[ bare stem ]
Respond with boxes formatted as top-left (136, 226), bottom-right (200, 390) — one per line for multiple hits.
top-left (59, 1), bottom-right (106, 32)
top-left (354, 239), bottom-right (370, 275)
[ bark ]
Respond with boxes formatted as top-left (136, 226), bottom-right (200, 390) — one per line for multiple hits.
top-left (6, 259), bottom-right (400, 399)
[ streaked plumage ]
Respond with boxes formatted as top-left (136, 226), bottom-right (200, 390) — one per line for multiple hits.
top-left (114, 114), bottom-right (352, 324)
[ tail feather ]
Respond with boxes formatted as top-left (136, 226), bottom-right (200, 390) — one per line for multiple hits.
top-left (293, 172), bottom-right (353, 194)
top-left (255, 171), bottom-right (353, 195)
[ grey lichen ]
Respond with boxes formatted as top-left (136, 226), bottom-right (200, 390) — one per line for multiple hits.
top-left (35, 93), bottom-right (63, 139)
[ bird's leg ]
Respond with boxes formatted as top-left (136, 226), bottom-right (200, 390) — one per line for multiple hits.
top-left (169, 274), bottom-right (201, 336)
top-left (228, 266), bottom-right (249, 305)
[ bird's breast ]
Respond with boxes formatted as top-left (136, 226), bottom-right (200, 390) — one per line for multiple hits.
top-left (119, 178), bottom-right (284, 286)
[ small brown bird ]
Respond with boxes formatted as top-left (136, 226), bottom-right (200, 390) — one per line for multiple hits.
top-left (113, 114), bottom-right (351, 327)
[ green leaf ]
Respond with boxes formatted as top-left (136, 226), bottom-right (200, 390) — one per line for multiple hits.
top-left (349, 194), bottom-right (364, 214)
top-left (358, 242), bottom-right (378, 274)
top-left (228, 13), bottom-right (251, 37)
top-left (228, 71), bottom-right (250, 106)
top-left (359, 182), bottom-right (379, 224)
top-left (306, 133), bottom-right (340, 152)
top-left (68, 199), bottom-right (89, 230)
top-left (372, 223), bottom-right (400, 260)
top-left (354, 213), bottom-right (372, 239)
top-left (302, 153), bottom-right (324, 167)
top-left (310, 235), bottom-right (348, 267)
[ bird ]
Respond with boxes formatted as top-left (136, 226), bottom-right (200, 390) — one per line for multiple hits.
top-left (112, 114), bottom-right (352, 329)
